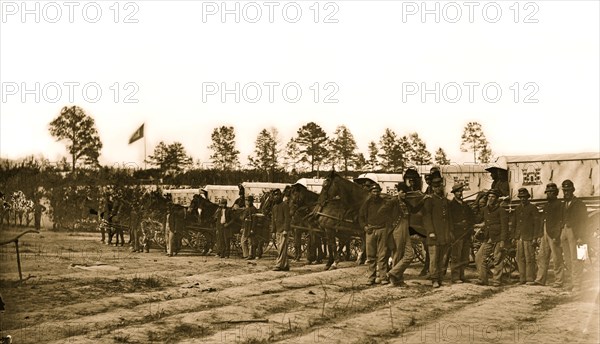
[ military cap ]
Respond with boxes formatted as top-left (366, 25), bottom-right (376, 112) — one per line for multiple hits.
top-left (517, 188), bottom-right (531, 198)
top-left (544, 183), bottom-right (559, 193)
top-left (487, 189), bottom-right (502, 197)
top-left (219, 198), bottom-right (227, 206)
top-left (246, 195), bottom-right (255, 202)
top-left (396, 182), bottom-right (410, 193)
top-left (451, 182), bottom-right (465, 193)
top-left (561, 179), bottom-right (575, 191)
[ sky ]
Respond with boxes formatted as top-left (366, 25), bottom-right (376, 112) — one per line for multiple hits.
top-left (1, 0), bottom-right (599, 169)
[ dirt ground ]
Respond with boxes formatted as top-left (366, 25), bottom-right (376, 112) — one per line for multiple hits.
top-left (0, 228), bottom-right (598, 344)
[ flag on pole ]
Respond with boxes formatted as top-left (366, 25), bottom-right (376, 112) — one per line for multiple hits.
top-left (129, 124), bottom-right (144, 144)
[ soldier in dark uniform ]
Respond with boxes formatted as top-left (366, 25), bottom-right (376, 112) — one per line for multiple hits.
top-left (512, 188), bottom-right (541, 285)
top-left (475, 189), bottom-right (509, 286)
top-left (559, 180), bottom-right (588, 292)
top-left (241, 195), bottom-right (259, 259)
top-left (271, 189), bottom-right (291, 271)
top-left (534, 183), bottom-right (565, 287)
top-left (448, 182), bottom-right (475, 283)
top-left (423, 175), bottom-right (453, 288)
top-left (359, 183), bottom-right (393, 285)
top-left (387, 182), bottom-right (418, 287)
top-left (487, 167), bottom-right (509, 198)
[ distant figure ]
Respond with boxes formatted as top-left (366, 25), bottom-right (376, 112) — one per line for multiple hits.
top-left (488, 168), bottom-right (509, 198)
top-left (233, 184), bottom-right (246, 210)
top-left (241, 195), bottom-right (259, 259)
top-left (33, 198), bottom-right (46, 231)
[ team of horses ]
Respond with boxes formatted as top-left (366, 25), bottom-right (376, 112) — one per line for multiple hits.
top-left (95, 171), bottom-right (431, 269)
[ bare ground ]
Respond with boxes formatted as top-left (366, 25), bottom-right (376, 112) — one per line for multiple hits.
top-left (0, 229), bottom-right (598, 344)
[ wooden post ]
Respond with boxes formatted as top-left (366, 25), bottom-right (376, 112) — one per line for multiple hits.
top-left (15, 239), bottom-right (22, 283)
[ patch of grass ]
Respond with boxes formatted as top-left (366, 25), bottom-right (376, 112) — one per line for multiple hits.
top-left (156, 323), bottom-right (216, 342)
top-left (514, 316), bottom-right (537, 322)
top-left (131, 274), bottom-right (162, 288)
top-left (113, 333), bottom-right (132, 343)
top-left (352, 335), bottom-right (380, 344)
top-left (534, 294), bottom-right (568, 312)
top-left (241, 338), bottom-right (269, 344)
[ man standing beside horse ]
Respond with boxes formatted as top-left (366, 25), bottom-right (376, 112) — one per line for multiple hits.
top-left (448, 182), bottom-right (475, 284)
top-left (387, 182), bottom-right (417, 287)
top-left (271, 189), bottom-right (291, 271)
top-left (214, 199), bottom-right (235, 258)
top-left (359, 183), bottom-right (392, 286)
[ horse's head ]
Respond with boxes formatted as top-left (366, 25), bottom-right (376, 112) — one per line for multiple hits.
top-left (319, 172), bottom-right (368, 211)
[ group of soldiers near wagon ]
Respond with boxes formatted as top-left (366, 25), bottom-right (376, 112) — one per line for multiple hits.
top-left (360, 169), bottom-right (589, 292)
top-left (97, 168), bottom-right (590, 293)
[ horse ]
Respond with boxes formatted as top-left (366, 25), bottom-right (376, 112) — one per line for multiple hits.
top-left (287, 183), bottom-right (324, 262)
top-left (310, 171), bottom-right (369, 269)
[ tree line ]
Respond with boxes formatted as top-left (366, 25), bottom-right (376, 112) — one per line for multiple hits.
top-left (46, 106), bottom-right (494, 178)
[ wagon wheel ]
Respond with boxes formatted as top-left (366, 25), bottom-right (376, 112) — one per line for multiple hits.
top-left (142, 219), bottom-right (165, 249)
top-left (184, 230), bottom-right (210, 253)
top-left (230, 233), bottom-right (243, 257)
top-left (349, 237), bottom-right (363, 261)
top-left (502, 247), bottom-right (518, 276)
top-left (411, 236), bottom-right (427, 264)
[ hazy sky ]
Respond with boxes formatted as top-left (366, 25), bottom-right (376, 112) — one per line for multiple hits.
top-left (1, 1), bottom-right (598, 169)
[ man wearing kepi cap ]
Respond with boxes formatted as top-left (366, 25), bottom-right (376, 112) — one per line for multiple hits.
top-left (560, 179), bottom-right (588, 292)
top-left (475, 189), bottom-right (509, 286)
top-left (448, 182), bottom-right (475, 284)
top-left (512, 188), bottom-right (541, 285)
top-left (359, 183), bottom-right (392, 286)
top-left (534, 183), bottom-right (565, 287)
top-left (422, 175), bottom-right (453, 288)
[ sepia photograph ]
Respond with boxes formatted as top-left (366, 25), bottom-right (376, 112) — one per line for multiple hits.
top-left (0, 1), bottom-right (599, 343)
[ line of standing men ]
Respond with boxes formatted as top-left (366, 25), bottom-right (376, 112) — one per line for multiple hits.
top-left (358, 174), bottom-right (590, 291)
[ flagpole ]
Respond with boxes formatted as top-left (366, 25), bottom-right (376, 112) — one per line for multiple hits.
top-left (144, 126), bottom-right (147, 170)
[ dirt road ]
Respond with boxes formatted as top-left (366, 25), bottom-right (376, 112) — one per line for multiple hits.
top-left (0, 230), bottom-right (598, 343)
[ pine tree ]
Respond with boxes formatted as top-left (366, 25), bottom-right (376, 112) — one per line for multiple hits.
top-left (460, 122), bottom-right (491, 163)
top-left (208, 126), bottom-right (240, 170)
top-left (434, 148), bottom-right (451, 165)
top-left (409, 133), bottom-right (432, 166)
top-left (48, 105), bottom-right (103, 170)
top-left (248, 128), bottom-right (280, 181)
top-left (294, 122), bottom-right (329, 173)
top-left (330, 125), bottom-right (358, 173)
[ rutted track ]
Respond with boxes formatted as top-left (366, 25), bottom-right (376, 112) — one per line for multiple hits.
top-left (1, 230), bottom-right (598, 344)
